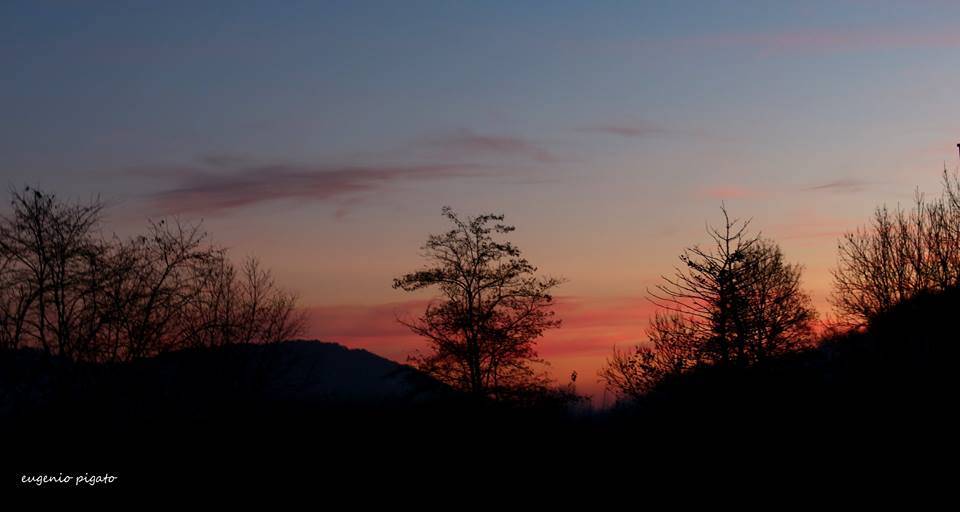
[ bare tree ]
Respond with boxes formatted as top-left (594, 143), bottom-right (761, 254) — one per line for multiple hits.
top-left (600, 313), bottom-right (701, 400)
top-left (179, 256), bottom-right (303, 350)
top-left (393, 207), bottom-right (563, 398)
top-left (0, 188), bottom-right (104, 360)
top-left (649, 206), bottom-right (755, 367)
top-left (236, 258), bottom-right (304, 345)
top-left (740, 239), bottom-right (816, 360)
top-left (832, 169), bottom-right (960, 325)
top-left (0, 187), bottom-right (304, 364)
top-left (602, 207), bottom-right (816, 400)
top-left (104, 219), bottom-right (217, 360)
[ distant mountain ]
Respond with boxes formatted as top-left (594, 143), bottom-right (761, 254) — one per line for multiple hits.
top-left (188, 339), bottom-right (449, 403)
top-left (0, 340), bottom-right (452, 421)
top-left (129, 340), bottom-right (455, 409)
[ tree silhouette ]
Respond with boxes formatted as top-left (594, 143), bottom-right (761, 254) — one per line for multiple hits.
top-left (602, 207), bottom-right (816, 400)
top-left (0, 188), bottom-right (104, 358)
top-left (0, 187), bottom-right (304, 363)
top-left (600, 313), bottom-right (700, 397)
top-left (833, 170), bottom-right (960, 325)
top-left (740, 239), bottom-right (816, 360)
top-left (393, 207), bottom-right (562, 398)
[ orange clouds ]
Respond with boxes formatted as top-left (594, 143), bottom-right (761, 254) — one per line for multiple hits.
top-left (301, 300), bottom-right (430, 362)
top-left (302, 295), bottom-right (659, 400)
top-left (541, 296), bottom-right (656, 356)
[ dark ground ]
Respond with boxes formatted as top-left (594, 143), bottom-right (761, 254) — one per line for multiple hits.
top-left (4, 289), bottom-right (960, 494)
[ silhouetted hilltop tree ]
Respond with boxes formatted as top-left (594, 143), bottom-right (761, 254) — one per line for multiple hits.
top-left (0, 187), bottom-right (304, 363)
top-left (832, 170), bottom-right (960, 325)
top-left (621, 284), bottom-right (960, 440)
top-left (393, 207), bottom-right (563, 399)
top-left (602, 207), bottom-right (816, 400)
top-left (741, 239), bottom-right (816, 359)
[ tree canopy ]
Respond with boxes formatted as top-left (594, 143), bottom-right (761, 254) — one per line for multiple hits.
top-left (393, 207), bottom-right (562, 398)
top-left (0, 187), bottom-right (304, 362)
top-left (602, 207), bottom-right (816, 400)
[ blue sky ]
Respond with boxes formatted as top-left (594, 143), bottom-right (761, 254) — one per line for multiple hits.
top-left (5, 1), bottom-right (957, 178)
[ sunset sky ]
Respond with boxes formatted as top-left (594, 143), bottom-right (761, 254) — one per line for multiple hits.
top-left (4, 1), bottom-right (960, 401)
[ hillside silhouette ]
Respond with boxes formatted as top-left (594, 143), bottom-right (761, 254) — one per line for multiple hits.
top-left (607, 286), bottom-right (960, 447)
top-left (2, 339), bottom-right (586, 490)
top-left (1, 340), bottom-right (449, 417)
top-left (8, 286), bottom-right (958, 488)
top-left (1, 340), bottom-right (466, 488)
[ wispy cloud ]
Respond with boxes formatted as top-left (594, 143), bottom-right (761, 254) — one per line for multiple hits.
top-left (145, 161), bottom-right (487, 215)
top-left (423, 129), bottom-right (561, 163)
top-left (301, 300), bottom-right (429, 361)
top-left (694, 179), bottom-right (870, 201)
top-left (545, 296), bottom-right (655, 352)
top-left (578, 122), bottom-right (675, 138)
top-left (804, 178), bottom-right (872, 194)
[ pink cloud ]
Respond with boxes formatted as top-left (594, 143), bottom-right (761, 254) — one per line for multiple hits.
top-left (424, 129), bottom-right (561, 163)
top-left (145, 162), bottom-right (487, 215)
top-left (300, 300), bottom-right (430, 361)
top-left (304, 296), bottom-right (656, 355)
top-left (541, 296), bottom-right (657, 356)
top-left (301, 295), bottom-right (659, 400)
top-left (696, 179), bottom-right (872, 202)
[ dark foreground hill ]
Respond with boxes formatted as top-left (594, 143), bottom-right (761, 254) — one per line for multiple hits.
top-left (1, 340), bottom-right (449, 417)
top-left (1, 340), bottom-right (470, 488)
top-left (2, 340), bottom-right (585, 491)
top-left (5, 288), bottom-right (960, 491)
top-left (610, 287), bottom-right (960, 448)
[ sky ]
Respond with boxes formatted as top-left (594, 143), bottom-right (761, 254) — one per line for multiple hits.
top-left (3, 1), bottom-right (960, 402)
